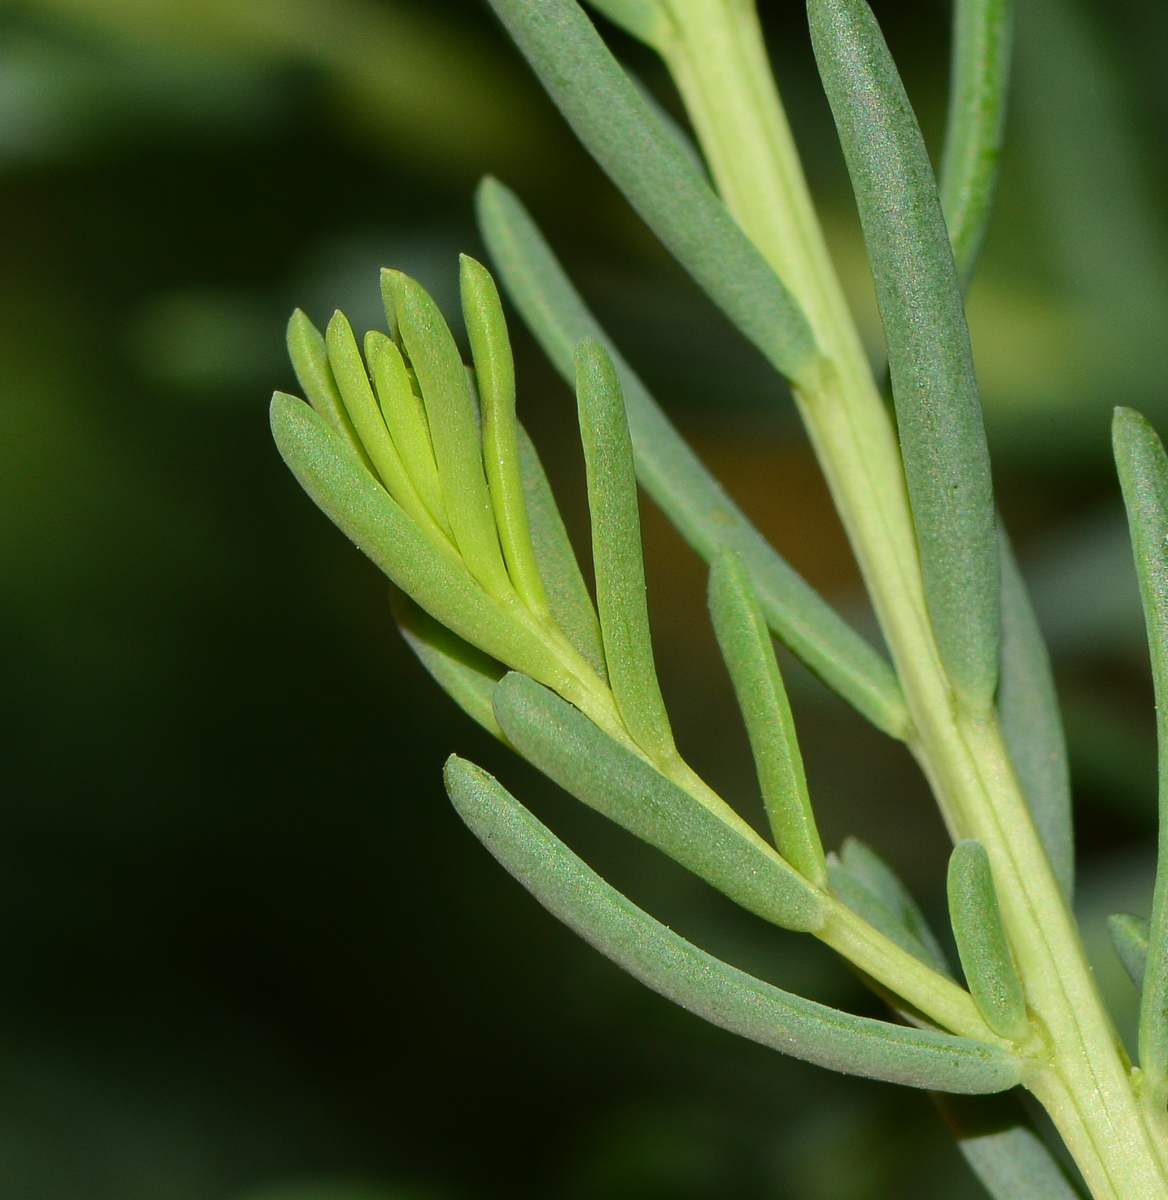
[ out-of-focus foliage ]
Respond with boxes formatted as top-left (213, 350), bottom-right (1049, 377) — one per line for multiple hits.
top-left (0, 0), bottom-right (1164, 1196)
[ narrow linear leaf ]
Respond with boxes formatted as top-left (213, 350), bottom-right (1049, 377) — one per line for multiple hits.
top-left (483, 0), bottom-right (817, 381)
top-left (708, 550), bottom-right (826, 887)
top-left (394, 275), bottom-right (512, 598)
top-left (1113, 405), bottom-right (1168, 1095)
top-left (492, 671), bottom-right (825, 933)
top-left (809, 0), bottom-right (1000, 712)
top-left (476, 177), bottom-right (911, 740)
top-left (461, 254), bottom-right (550, 617)
top-left (1108, 913), bottom-right (1149, 994)
top-left (939, 0), bottom-right (1013, 289)
top-left (516, 423), bottom-right (606, 679)
top-left (286, 309), bottom-right (369, 468)
top-left (269, 393), bottom-right (567, 692)
top-left (445, 755), bottom-right (1023, 1094)
top-left (575, 338), bottom-right (674, 761)
top-left (324, 312), bottom-right (453, 552)
top-left (390, 589), bottom-right (506, 740)
top-left (938, 1094), bottom-right (1082, 1200)
top-left (368, 330), bottom-right (452, 540)
top-left (830, 839), bottom-right (951, 977)
top-left (998, 526), bottom-right (1074, 901)
top-left (948, 840), bottom-right (1028, 1041)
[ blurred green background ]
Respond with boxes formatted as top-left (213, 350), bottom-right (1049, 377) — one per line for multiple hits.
top-left (0, 0), bottom-right (1164, 1195)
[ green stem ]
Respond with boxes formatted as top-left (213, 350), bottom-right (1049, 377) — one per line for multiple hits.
top-left (653, 1), bottom-right (1168, 1193)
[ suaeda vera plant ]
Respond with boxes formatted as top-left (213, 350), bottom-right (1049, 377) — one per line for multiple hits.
top-left (267, 0), bottom-right (1168, 1194)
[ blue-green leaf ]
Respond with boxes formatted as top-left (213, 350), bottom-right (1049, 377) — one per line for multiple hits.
top-left (575, 338), bottom-right (673, 761)
top-left (482, 0), bottom-right (816, 382)
top-left (940, 0), bottom-right (1014, 288)
top-left (445, 755), bottom-right (1022, 1094)
top-left (998, 527), bottom-right (1074, 901)
top-left (939, 1094), bottom-right (1081, 1200)
top-left (1108, 913), bottom-right (1149, 994)
top-left (948, 840), bottom-right (1028, 1041)
top-left (809, 0), bottom-right (1000, 712)
top-left (829, 838), bottom-right (952, 977)
top-left (391, 589), bottom-right (505, 740)
top-left (492, 671), bottom-right (825, 933)
top-left (1113, 405), bottom-right (1168, 1097)
top-left (476, 176), bottom-right (910, 740)
top-left (708, 550), bottom-right (826, 886)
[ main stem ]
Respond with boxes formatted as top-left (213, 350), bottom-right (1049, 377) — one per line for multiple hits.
top-left (653, 0), bottom-right (1168, 1195)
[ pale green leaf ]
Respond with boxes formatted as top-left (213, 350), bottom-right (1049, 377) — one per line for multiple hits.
top-left (998, 527), bottom-right (1074, 901)
top-left (1114, 405), bottom-right (1168, 1092)
top-left (368, 330), bottom-right (452, 541)
top-left (940, 0), bottom-right (1013, 288)
top-left (269, 393), bottom-right (566, 691)
top-left (583, 0), bottom-right (668, 47)
top-left (708, 550), bottom-right (825, 886)
top-left (482, 0), bottom-right (816, 382)
top-left (476, 177), bottom-right (910, 740)
top-left (829, 839), bottom-right (952, 977)
top-left (492, 671), bottom-right (825, 933)
top-left (810, 0), bottom-right (1000, 712)
top-left (393, 274), bottom-right (511, 598)
top-left (575, 338), bottom-right (673, 761)
top-left (286, 309), bottom-right (369, 468)
top-left (461, 254), bottom-right (549, 617)
top-left (948, 840), bottom-right (1028, 1041)
top-left (445, 754), bottom-right (1023, 1094)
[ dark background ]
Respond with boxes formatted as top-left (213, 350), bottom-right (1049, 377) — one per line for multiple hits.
top-left (0, 0), bottom-right (1164, 1195)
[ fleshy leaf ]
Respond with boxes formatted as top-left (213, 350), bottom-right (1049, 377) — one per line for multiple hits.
top-left (394, 274), bottom-right (512, 598)
top-left (461, 255), bottom-right (549, 617)
top-left (708, 550), bottom-right (825, 886)
top-left (583, 0), bottom-right (668, 47)
top-left (575, 338), bottom-right (673, 761)
top-left (809, 0), bottom-right (1000, 712)
top-left (938, 1094), bottom-right (1082, 1200)
top-left (482, 0), bottom-right (817, 382)
top-left (1108, 913), bottom-right (1149, 994)
top-left (948, 840), bottom-right (1028, 1041)
top-left (286, 309), bottom-right (369, 468)
top-left (939, 0), bottom-right (1013, 288)
top-left (492, 671), bottom-right (826, 933)
top-left (269, 393), bottom-right (568, 692)
top-left (998, 527), bottom-right (1074, 901)
top-left (1113, 405), bottom-right (1168, 1099)
top-left (476, 176), bottom-right (910, 740)
top-left (391, 589), bottom-right (506, 740)
top-left (445, 755), bottom-right (1023, 1094)
top-left (830, 839), bottom-right (951, 977)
